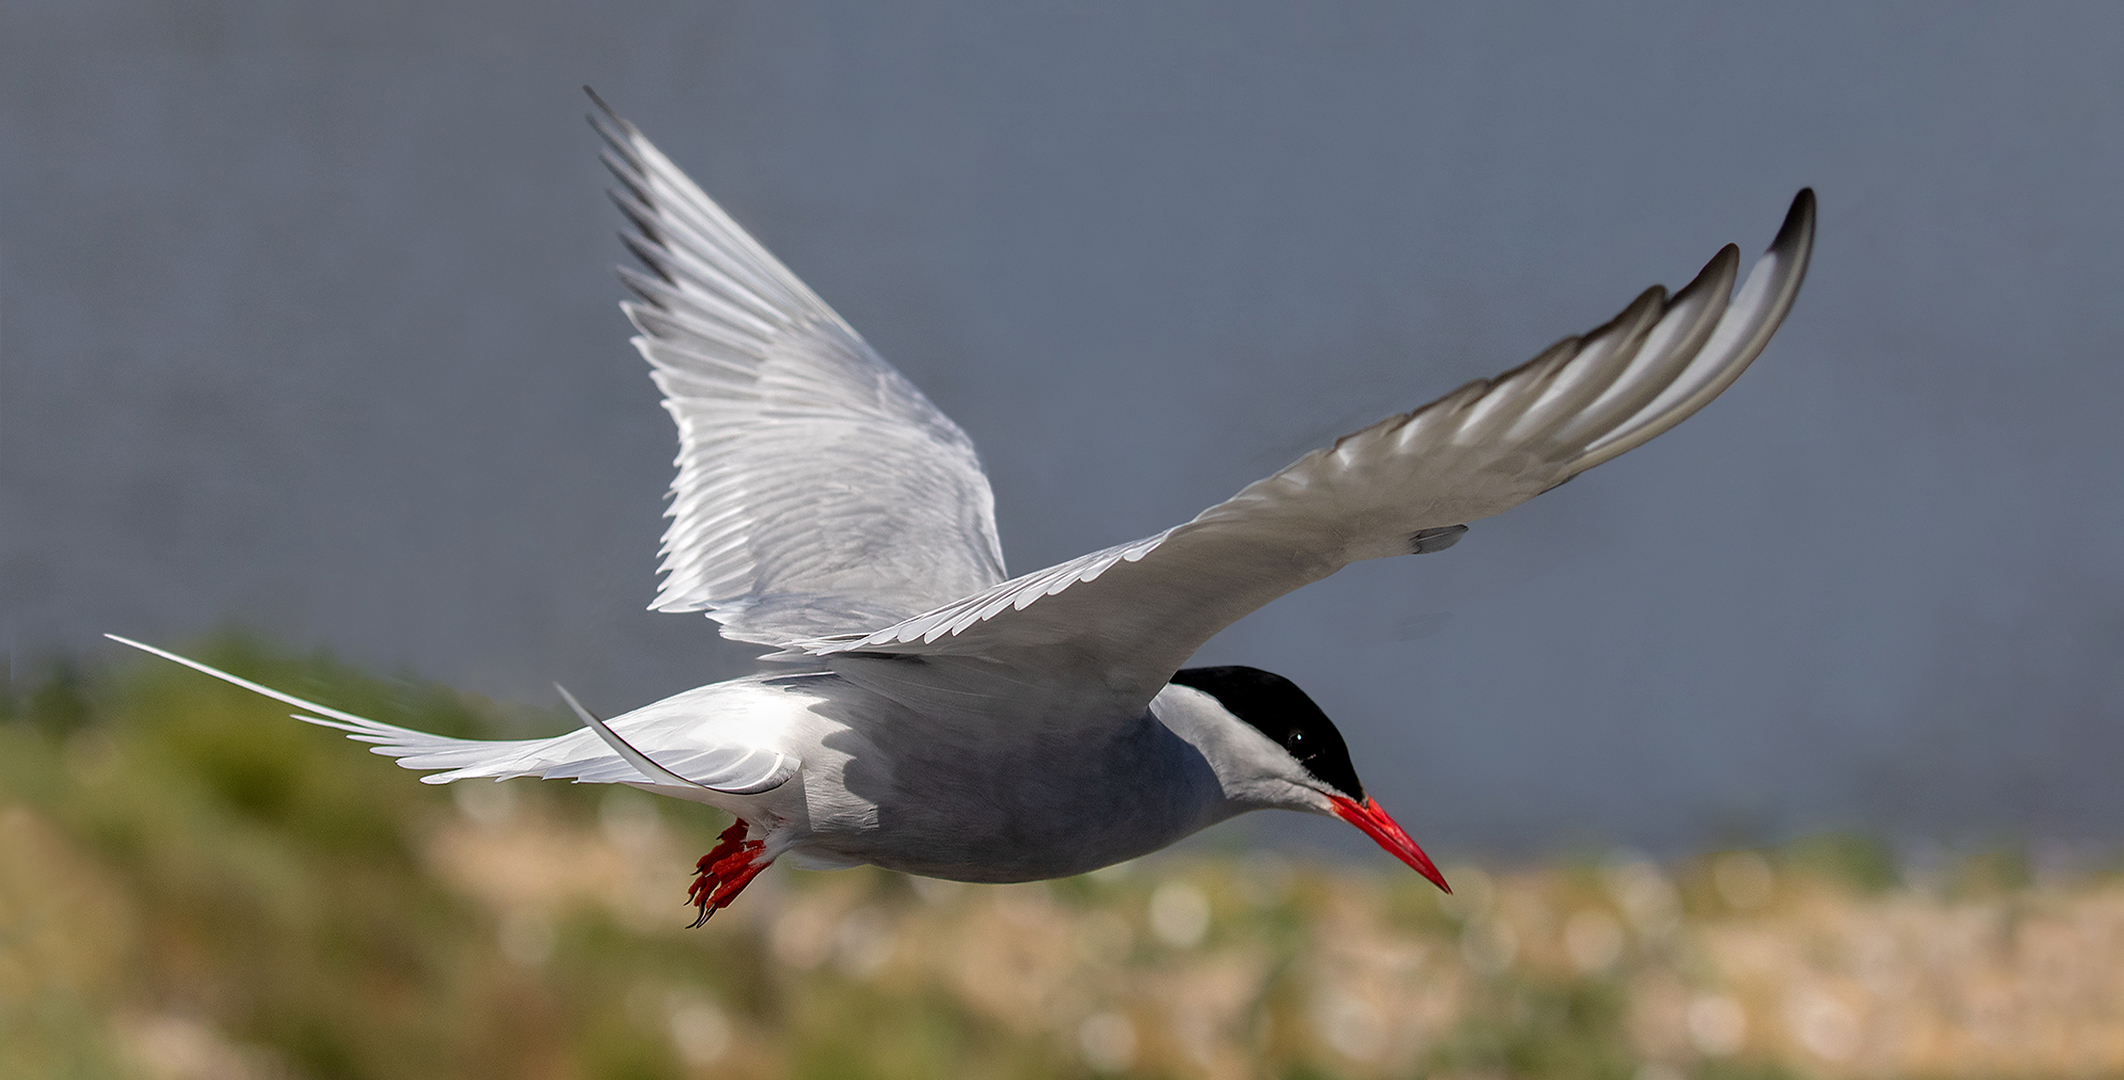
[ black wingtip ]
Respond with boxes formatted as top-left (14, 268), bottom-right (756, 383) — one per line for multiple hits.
top-left (1775, 188), bottom-right (1816, 254)
top-left (1676, 243), bottom-right (1741, 305)
top-left (582, 85), bottom-right (635, 141)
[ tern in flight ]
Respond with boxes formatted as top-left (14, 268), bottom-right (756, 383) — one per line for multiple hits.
top-left (114, 93), bottom-right (1813, 925)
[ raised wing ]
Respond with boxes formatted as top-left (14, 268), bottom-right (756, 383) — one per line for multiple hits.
top-left (592, 93), bottom-right (1007, 646)
top-left (791, 191), bottom-right (1815, 720)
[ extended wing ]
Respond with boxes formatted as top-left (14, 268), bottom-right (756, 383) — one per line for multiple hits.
top-left (593, 93), bottom-right (1007, 646)
top-left (792, 191), bottom-right (1816, 721)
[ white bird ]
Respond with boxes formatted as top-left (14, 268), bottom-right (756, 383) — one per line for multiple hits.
top-left (112, 92), bottom-right (1814, 925)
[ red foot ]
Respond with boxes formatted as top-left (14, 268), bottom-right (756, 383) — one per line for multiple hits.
top-left (686, 820), bottom-right (770, 927)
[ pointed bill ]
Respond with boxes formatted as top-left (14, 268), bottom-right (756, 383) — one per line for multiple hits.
top-left (1329, 794), bottom-right (1451, 894)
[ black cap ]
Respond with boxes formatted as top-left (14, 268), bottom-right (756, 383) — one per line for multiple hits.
top-left (1169, 666), bottom-right (1365, 800)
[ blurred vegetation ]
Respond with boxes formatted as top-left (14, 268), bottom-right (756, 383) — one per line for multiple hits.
top-left (2, 637), bottom-right (2120, 1080)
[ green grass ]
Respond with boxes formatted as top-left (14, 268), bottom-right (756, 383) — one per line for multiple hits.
top-left (2, 636), bottom-right (2117, 1080)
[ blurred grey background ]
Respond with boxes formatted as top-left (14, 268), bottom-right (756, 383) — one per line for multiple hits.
top-left (5, 2), bottom-right (2120, 854)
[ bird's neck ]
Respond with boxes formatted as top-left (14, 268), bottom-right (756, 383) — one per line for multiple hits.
top-left (1150, 686), bottom-right (1308, 821)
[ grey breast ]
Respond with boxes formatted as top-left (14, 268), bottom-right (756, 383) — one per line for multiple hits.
top-left (823, 707), bottom-right (1227, 883)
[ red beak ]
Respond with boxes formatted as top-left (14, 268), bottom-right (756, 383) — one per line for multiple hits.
top-left (1329, 794), bottom-right (1450, 894)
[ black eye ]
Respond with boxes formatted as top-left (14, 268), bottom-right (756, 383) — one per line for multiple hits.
top-left (1287, 731), bottom-right (1306, 749)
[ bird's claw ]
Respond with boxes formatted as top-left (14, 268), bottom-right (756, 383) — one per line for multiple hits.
top-left (687, 819), bottom-right (769, 927)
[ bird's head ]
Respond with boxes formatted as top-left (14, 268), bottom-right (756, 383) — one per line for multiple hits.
top-left (1167, 666), bottom-right (1449, 894)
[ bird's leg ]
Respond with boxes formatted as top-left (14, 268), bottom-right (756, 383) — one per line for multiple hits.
top-left (686, 819), bottom-right (769, 927)
top-left (692, 820), bottom-right (753, 878)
